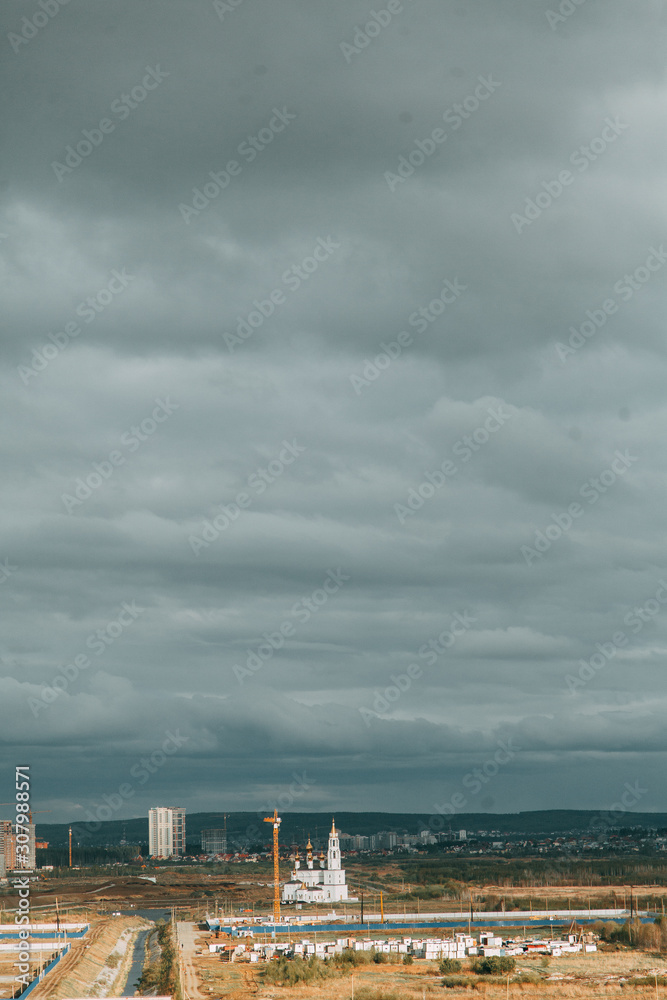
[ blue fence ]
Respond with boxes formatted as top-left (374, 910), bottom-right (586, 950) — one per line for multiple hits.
top-left (1, 927), bottom-right (88, 940)
top-left (17, 943), bottom-right (71, 998)
top-left (208, 917), bottom-right (656, 934)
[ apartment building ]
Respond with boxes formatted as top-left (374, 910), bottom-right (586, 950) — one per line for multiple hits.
top-left (148, 807), bottom-right (186, 858)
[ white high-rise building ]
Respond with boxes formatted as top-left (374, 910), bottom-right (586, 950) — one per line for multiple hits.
top-left (148, 807), bottom-right (186, 858)
top-left (282, 819), bottom-right (355, 904)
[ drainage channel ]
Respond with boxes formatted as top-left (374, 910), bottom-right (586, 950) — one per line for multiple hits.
top-left (119, 928), bottom-right (150, 997)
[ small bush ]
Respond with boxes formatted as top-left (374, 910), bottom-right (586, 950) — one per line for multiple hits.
top-left (592, 917), bottom-right (667, 950)
top-left (516, 972), bottom-right (541, 985)
top-left (264, 955), bottom-right (331, 986)
top-left (439, 958), bottom-right (462, 974)
top-left (137, 961), bottom-right (160, 993)
top-left (442, 975), bottom-right (469, 989)
top-left (402, 954), bottom-right (413, 965)
top-left (371, 948), bottom-right (388, 963)
top-left (415, 886), bottom-right (444, 899)
top-left (470, 956), bottom-right (515, 975)
top-left (137, 920), bottom-right (181, 999)
top-left (333, 948), bottom-right (370, 967)
top-left (355, 988), bottom-right (412, 1000)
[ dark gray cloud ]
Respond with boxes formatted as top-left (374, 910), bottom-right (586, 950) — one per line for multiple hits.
top-left (1, 0), bottom-right (666, 824)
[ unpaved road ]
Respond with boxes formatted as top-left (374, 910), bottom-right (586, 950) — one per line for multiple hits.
top-left (176, 920), bottom-right (206, 999)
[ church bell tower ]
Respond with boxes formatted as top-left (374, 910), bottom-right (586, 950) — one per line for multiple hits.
top-left (327, 818), bottom-right (341, 870)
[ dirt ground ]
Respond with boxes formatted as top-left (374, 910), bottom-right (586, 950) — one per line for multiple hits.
top-left (26, 914), bottom-right (149, 1000)
top-left (174, 915), bottom-right (667, 1000)
top-left (0, 871), bottom-right (276, 919)
top-left (6, 868), bottom-right (667, 921)
top-left (0, 923), bottom-right (111, 999)
top-left (3, 866), bottom-right (667, 998)
top-left (192, 946), bottom-right (667, 1000)
top-left (177, 920), bottom-right (207, 999)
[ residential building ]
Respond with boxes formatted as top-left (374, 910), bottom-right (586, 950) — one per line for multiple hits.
top-left (25, 823), bottom-right (36, 869)
top-left (201, 828), bottom-right (227, 855)
top-left (0, 821), bottom-right (12, 876)
top-left (0, 821), bottom-right (35, 873)
top-left (379, 831), bottom-right (398, 849)
top-left (148, 807), bottom-right (186, 858)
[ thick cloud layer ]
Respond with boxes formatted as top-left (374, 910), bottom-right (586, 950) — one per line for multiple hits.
top-left (1, 0), bottom-right (666, 824)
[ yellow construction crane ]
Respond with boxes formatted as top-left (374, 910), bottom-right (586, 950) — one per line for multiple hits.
top-left (30, 809), bottom-right (51, 823)
top-left (263, 809), bottom-right (281, 923)
top-left (0, 806), bottom-right (51, 823)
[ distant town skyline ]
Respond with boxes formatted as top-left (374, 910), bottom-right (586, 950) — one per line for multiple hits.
top-left (2, 1), bottom-right (666, 822)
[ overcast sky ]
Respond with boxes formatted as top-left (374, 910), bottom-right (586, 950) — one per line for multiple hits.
top-left (1, 0), bottom-right (667, 828)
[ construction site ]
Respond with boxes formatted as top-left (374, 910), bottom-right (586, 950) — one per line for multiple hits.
top-left (2, 809), bottom-right (667, 999)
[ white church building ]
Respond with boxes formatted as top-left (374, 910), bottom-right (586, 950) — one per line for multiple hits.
top-left (282, 820), bottom-right (354, 904)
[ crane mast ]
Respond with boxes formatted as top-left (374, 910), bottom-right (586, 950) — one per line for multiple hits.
top-left (263, 809), bottom-right (281, 923)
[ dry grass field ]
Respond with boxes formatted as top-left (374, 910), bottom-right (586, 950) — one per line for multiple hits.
top-left (189, 927), bottom-right (667, 1000)
top-left (5, 865), bottom-right (667, 998)
top-left (5, 865), bottom-right (666, 922)
top-left (192, 952), bottom-right (667, 1000)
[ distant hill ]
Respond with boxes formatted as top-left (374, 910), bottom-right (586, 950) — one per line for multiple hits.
top-left (31, 809), bottom-right (667, 848)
